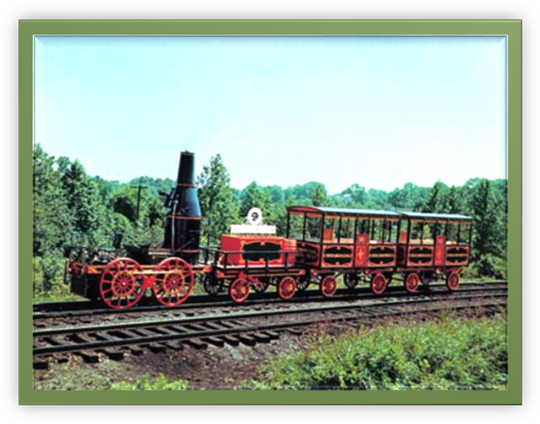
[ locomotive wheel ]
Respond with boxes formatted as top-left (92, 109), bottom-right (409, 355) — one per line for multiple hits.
top-left (277, 276), bottom-right (297, 300)
top-left (203, 274), bottom-right (223, 297)
top-left (344, 273), bottom-right (358, 289)
top-left (253, 277), bottom-right (270, 293)
top-left (384, 272), bottom-right (393, 284)
top-left (99, 258), bottom-right (145, 310)
top-left (229, 278), bottom-right (250, 303)
top-left (296, 276), bottom-right (310, 292)
top-left (446, 271), bottom-right (460, 291)
top-left (320, 275), bottom-right (338, 298)
top-left (404, 273), bottom-right (420, 293)
top-left (421, 272), bottom-right (434, 286)
top-left (153, 258), bottom-right (194, 307)
top-left (371, 273), bottom-right (388, 295)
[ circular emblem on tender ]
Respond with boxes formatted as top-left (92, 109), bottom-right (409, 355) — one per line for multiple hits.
top-left (247, 207), bottom-right (263, 226)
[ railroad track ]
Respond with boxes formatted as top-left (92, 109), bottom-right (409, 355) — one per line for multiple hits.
top-left (33, 283), bottom-right (507, 369)
top-left (33, 281), bottom-right (507, 322)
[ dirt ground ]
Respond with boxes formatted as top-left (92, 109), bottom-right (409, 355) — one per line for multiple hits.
top-left (33, 330), bottom-right (318, 390)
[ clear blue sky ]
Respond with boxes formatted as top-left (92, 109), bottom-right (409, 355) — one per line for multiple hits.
top-left (35, 36), bottom-right (507, 193)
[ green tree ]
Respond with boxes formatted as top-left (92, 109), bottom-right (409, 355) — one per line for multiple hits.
top-left (471, 180), bottom-right (503, 258)
top-left (424, 181), bottom-right (449, 213)
top-left (264, 185), bottom-right (285, 204)
top-left (93, 175), bottom-right (123, 207)
top-left (112, 186), bottom-right (139, 223)
top-left (33, 145), bottom-right (73, 290)
top-left (445, 186), bottom-right (464, 214)
top-left (274, 196), bottom-right (297, 236)
top-left (366, 188), bottom-right (391, 209)
top-left (129, 176), bottom-right (175, 198)
top-left (341, 183), bottom-right (368, 207)
top-left (33, 144), bottom-right (72, 257)
top-left (197, 155), bottom-right (239, 245)
top-left (239, 181), bottom-right (271, 219)
top-left (110, 185), bottom-right (164, 246)
top-left (389, 183), bottom-right (427, 211)
top-left (59, 159), bottom-right (108, 251)
top-left (284, 182), bottom-right (327, 205)
top-left (471, 180), bottom-right (506, 277)
top-left (311, 184), bottom-right (328, 207)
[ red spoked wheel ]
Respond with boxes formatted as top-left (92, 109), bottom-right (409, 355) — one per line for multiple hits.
top-left (152, 257), bottom-right (194, 307)
top-left (203, 274), bottom-right (223, 297)
top-left (278, 276), bottom-right (297, 300)
top-left (99, 258), bottom-right (145, 310)
top-left (229, 278), bottom-right (250, 303)
top-left (446, 271), bottom-right (460, 292)
top-left (371, 273), bottom-right (388, 295)
top-left (253, 277), bottom-right (270, 293)
top-left (404, 273), bottom-right (420, 293)
top-left (296, 276), bottom-right (310, 292)
top-left (320, 275), bottom-right (337, 298)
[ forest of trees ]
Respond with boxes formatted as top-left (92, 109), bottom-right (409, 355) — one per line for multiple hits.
top-left (33, 144), bottom-right (508, 296)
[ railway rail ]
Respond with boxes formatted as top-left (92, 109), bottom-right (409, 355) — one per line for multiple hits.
top-left (33, 280), bottom-right (507, 321)
top-left (33, 282), bottom-right (507, 369)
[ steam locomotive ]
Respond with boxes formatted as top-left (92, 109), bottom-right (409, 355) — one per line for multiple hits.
top-left (67, 152), bottom-right (473, 309)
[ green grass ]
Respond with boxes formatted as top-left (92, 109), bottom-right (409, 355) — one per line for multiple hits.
top-left (110, 373), bottom-right (189, 390)
top-left (244, 313), bottom-right (507, 390)
top-left (33, 283), bottom-right (80, 303)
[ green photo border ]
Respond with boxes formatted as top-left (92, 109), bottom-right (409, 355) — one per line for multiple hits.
top-left (19, 19), bottom-right (522, 405)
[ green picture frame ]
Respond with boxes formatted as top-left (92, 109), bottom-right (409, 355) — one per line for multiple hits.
top-left (19, 19), bottom-right (522, 405)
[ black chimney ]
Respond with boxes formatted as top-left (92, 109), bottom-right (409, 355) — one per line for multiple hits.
top-left (163, 151), bottom-right (201, 264)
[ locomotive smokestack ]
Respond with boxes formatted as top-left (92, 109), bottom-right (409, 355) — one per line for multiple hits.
top-left (163, 151), bottom-right (201, 263)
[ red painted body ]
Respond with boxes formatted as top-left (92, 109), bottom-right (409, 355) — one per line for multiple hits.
top-left (355, 234), bottom-right (369, 267)
top-left (220, 235), bottom-right (296, 267)
top-left (434, 235), bottom-right (446, 266)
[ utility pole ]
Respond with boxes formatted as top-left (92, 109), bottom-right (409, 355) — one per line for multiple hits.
top-left (135, 183), bottom-right (145, 230)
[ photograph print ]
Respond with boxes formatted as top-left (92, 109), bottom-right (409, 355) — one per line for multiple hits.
top-left (32, 34), bottom-right (508, 393)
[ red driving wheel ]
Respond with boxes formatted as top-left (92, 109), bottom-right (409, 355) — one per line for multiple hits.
top-left (404, 273), bottom-right (420, 293)
top-left (99, 258), bottom-right (145, 310)
top-left (446, 271), bottom-right (460, 291)
top-left (153, 257), bottom-right (194, 307)
top-left (371, 273), bottom-right (388, 295)
top-left (320, 275), bottom-right (337, 298)
top-left (229, 278), bottom-right (250, 303)
top-left (278, 276), bottom-right (297, 300)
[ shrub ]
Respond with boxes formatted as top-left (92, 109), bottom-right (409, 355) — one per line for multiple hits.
top-left (472, 254), bottom-right (507, 280)
top-left (33, 253), bottom-right (77, 302)
top-left (246, 314), bottom-right (507, 390)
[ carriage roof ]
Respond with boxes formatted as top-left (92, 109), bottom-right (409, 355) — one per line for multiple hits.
top-left (398, 211), bottom-right (472, 222)
top-left (287, 206), bottom-right (472, 222)
top-left (287, 206), bottom-right (401, 218)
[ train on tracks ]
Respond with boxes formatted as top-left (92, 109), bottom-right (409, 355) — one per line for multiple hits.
top-left (67, 151), bottom-right (473, 309)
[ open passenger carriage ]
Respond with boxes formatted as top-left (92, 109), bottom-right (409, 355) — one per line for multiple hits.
top-left (397, 212), bottom-right (473, 292)
top-left (286, 206), bottom-right (473, 295)
top-left (286, 206), bottom-right (401, 296)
